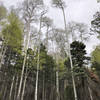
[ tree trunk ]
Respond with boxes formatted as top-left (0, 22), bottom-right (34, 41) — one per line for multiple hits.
top-left (46, 26), bottom-right (49, 51)
top-left (17, 21), bottom-right (30, 100)
top-left (56, 57), bottom-right (60, 100)
top-left (87, 77), bottom-right (93, 100)
top-left (60, 3), bottom-right (78, 100)
top-left (35, 13), bottom-right (43, 100)
top-left (50, 70), bottom-right (53, 100)
top-left (14, 75), bottom-right (18, 100)
top-left (0, 41), bottom-right (5, 59)
top-left (0, 45), bottom-right (7, 69)
top-left (56, 70), bottom-right (59, 100)
top-left (35, 48), bottom-right (40, 100)
top-left (9, 75), bottom-right (15, 100)
top-left (88, 86), bottom-right (93, 100)
top-left (3, 85), bottom-right (7, 100)
top-left (21, 72), bottom-right (28, 100)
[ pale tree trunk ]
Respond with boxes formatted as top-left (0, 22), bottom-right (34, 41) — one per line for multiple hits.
top-left (46, 26), bottom-right (49, 51)
top-left (56, 70), bottom-right (59, 100)
top-left (14, 75), bottom-right (18, 100)
top-left (50, 70), bottom-right (53, 100)
top-left (9, 75), bottom-right (15, 100)
top-left (60, 2), bottom-right (78, 100)
top-left (34, 11), bottom-right (47, 100)
top-left (35, 13), bottom-right (43, 100)
top-left (21, 48), bottom-right (37, 100)
top-left (88, 87), bottom-right (93, 100)
top-left (56, 57), bottom-right (60, 100)
top-left (87, 77), bottom-right (93, 100)
top-left (21, 66), bottom-right (28, 100)
top-left (0, 45), bottom-right (7, 69)
top-left (0, 41), bottom-right (5, 59)
top-left (35, 52), bottom-right (39, 100)
top-left (21, 73), bottom-right (28, 100)
top-left (17, 21), bottom-right (30, 100)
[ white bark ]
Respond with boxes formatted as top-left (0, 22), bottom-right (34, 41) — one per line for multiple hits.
top-left (9, 75), bottom-right (15, 100)
top-left (0, 42), bottom-right (4, 59)
top-left (17, 21), bottom-right (30, 100)
top-left (46, 26), bottom-right (49, 50)
top-left (88, 86), bottom-right (93, 100)
top-left (14, 76), bottom-right (18, 100)
top-left (56, 55), bottom-right (60, 100)
top-left (87, 77), bottom-right (93, 100)
top-left (35, 12), bottom-right (45, 100)
top-left (59, 1), bottom-right (78, 100)
top-left (35, 48), bottom-right (40, 100)
top-left (35, 21), bottom-right (41, 100)
top-left (0, 45), bottom-right (7, 69)
top-left (56, 70), bottom-right (59, 100)
top-left (21, 72), bottom-right (28, 100)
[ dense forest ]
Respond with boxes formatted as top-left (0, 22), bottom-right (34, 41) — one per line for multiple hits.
top-left (0, 0), bottom-right (100, 100)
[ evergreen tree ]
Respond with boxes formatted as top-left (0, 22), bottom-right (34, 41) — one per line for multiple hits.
top-left (70, 41), bottom-right (90, 76)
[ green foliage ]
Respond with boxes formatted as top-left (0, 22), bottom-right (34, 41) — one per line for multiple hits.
top-left (92, 62), bottom-right (100, 78)
top-left (1, 1), bottom-right (99, 99)
top-left (64, 85), bottom-right (74, 100)
top-left (57, 59), bottom-right (67, 79)
top-left (70, 41), bottom-right (90, 79)
top-left (70, 41), bottom-right (88, 68)
top-left (27, 48), bottom-right (37, 69)
top-left (64, 58), bottom-right (71, 70)
top-left (92, 45), bottom-right (100, 64)
top-left (91, 45), bottom-right (100, 78)
top-left (38, 44), bottom-right (56, 84)
top-left (2, 11), bottom-right (23, 50)
top-left (3, 46), bottom-right (23, 74)
top-left (40, 44), bottom-right (55, 71)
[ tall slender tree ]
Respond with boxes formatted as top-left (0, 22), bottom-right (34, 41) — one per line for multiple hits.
top-left (52, 0), bottom-right (78, 100)
top-left (34, 10), bottom-right (46, 100)
top-left (17, 0), bottom-right (44, 99)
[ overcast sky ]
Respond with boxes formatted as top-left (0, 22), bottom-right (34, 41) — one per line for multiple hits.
top-left (1, 0), bottom-right (100, 54)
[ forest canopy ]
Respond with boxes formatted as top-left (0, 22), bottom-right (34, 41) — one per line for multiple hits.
top-left (0, 0), bottom-right (100, 100)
